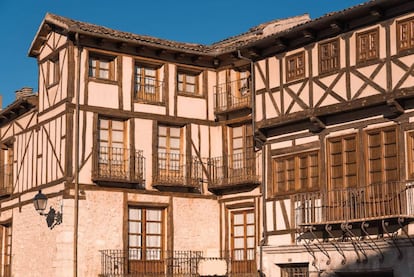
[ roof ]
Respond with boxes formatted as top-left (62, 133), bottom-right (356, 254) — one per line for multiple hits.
top-left (29, 12), bottom-right (310, 57)
top-left (28, 0), bottom-right (414, 61)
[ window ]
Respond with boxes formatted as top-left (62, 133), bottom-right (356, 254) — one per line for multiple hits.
top-left (273, 151), bottom-right (319, 196)
top-left (231, 210), bottom-right (255, 261)
top-left (230, 210), bottom-right (256, 274)
top-left (0, 225), bottom-right (12, 277)
top-left (177, 70), bottom-right (200, 95)
top-left (407, 131), bottom-right (414, 179)
top-left (328, 135), bottom-right (358, 190)
top-left (158, 125), bottom-right (183, 175)
top-left (397, 17), bottom-right (414, 52)
top-left (134, 63), bottom-right (163, 103)
top-left (236, 71), bottom-right (250, 96)
top-left (47, 55), bottom-right (59, 86)
top-left (366, 127), bottom-right (398, 185)
top-left (97, 118), bottom-right (127, 178)
top-left (89, 53), bottom-right (115, 80)
top-left (319, 39), bottom-right (339, 74)
top-left (286, 52), bottom-right (305, 82)
top-left (230, 125), bottom-right (253, 172)
top-left (128, 207), bottom-right (164, 260)
top-left (356, 28), bottom-right (379, 63)
top-left (280, 264), bottom-right (309, 277)
top-left (0, 144), bottom-right (13, 195)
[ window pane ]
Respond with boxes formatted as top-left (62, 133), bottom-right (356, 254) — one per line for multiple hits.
top-left (129, 222), bottom-right (141, 234)
top-left (129, 208), bottom-right (141, 220)
top-left (129, 235), bottom-right (141, 247)
top-left (147, 209), bottom-right (161, 221)
top-left (146, 235), bottom-right (161, 247)
top-left (147, 222), bottom-right (161, 234)
top-left (234, 226), bottom-right (244, 236)
top-left (233, 214), bottom-right (243, 225)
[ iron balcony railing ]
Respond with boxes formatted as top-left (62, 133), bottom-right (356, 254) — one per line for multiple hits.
top-left (93, 146), bottom-right (145, 184)
top-left (153, 153), bottom-right (202, 188)
top-left (99, 249), bottom-right (257, 277)
top-left (0, 164), bottom-right (12, 195)
top-left (292, 181), bottom-right (414, 227)
top-left (135, 77), bottom-right (164, 104)
top-left (208, 151), bottom-right (261, 189)
top-left (214, 78), bottom-right (251, 114)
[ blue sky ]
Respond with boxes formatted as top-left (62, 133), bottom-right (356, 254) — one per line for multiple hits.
top-left (0, 0), bottom-right (366, 107)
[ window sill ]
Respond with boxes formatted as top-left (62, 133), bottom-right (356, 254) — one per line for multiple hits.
top-left (177, 92), bottom-right (205, 99)
top-left (134, 99), bottom-right (166, 106)
top-left (88, 77), bottom-right (118, 85)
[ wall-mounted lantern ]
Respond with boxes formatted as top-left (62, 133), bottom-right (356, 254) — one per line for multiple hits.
top-left (33, 190), bottom-right (62, 229)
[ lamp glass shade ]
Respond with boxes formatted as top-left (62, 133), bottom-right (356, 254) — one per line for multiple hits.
top-left (33, 191), bottom-right (48, 213)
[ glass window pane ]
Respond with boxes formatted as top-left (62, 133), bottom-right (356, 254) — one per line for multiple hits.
top-left (129, 208), bottom-right (141, 220)
top-left (234, 238), bottom-right (244, 248)
top-left (147, 209), bottom-right (161, 221)
top-left (170, 127), bottom-right (180, 137)
top-left (246, 212), bottom-right (254, 224)
top-left (158, 137), bottom-right (166, 148)
top-left (158, 126), bottom-right (167, 136)
top-left (147, 222), bottom-right (161, 234)
top-left (129, 222), bottom-right (141, 234)
top-left (247, 225), bottom-right (254, 236)
top-left (234, 226), bottom-right (244, 236)
top-left (146, 235), bottom-right (161, 247)
top-left (129, 235), bottom-right (141, 247)
top-left (233, 214), bottom-right (243, 225)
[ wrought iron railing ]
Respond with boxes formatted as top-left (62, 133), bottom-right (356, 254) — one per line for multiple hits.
top-left (0, 164), bottom-right (13, 195)
top-left (135, 77), bottom-right (164, 104)
top-left (292, 181), bottom-right (414, 227)
top-left (99, 249), bottom-right (257, 277)
top-left (153, 153), bottom-right (202, 188)
top-left (208, 151), bottom-right (260, 189)
top-left (93, 146), bottom-right (145, 184)
top-left (214, 78), bottom-right (251, 113)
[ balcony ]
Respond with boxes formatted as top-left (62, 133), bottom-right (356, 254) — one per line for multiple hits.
top-left (99, 249), bottom-right (257, 277)
top-left (292, 181), bottom-right (414, 238)
top-left (92, 146), bottom-right (145, 188)
top-left (214, 78), bottom-right (251, 118)
top-left (0, 164), bottom-right (13, 196)
top-left (135, 78), bottom-right (164, 105)
top-left (208, 151), bottom-right (260, 194)
top-left (152, 153), bottom-right (202, 192)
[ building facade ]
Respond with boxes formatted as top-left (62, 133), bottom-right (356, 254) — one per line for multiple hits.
top-left (1, 0), bottom-right (414, 276)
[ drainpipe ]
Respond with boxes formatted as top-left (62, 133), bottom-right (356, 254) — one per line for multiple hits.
top-left (74, 32), bottom-right (82, 277)
top-left (237, 50), bottom-right (268, 276)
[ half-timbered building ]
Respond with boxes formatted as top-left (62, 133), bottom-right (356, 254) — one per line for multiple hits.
top-left (255, 0), bottom-right (414, 276)
top-left (2, 0), bottom-right (414, 276)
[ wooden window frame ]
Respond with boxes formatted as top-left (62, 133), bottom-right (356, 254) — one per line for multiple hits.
top-left (0, 224), bottom-right (12, 277)
top-left (286, 51), bottom-right (305, 82)
top-left (157, 125), bottom-right (184, 173)
top-left (230, 209), bottom-right (255, 261)
top-left (134, 62), bottom-right (163, 103)
top-left (407, 131), bottom-right (414, 179)
top-left (365, 126), bottom-right (399, 185)
top-left (47, 54), bottom-right (60, 87)
top-left (128, 206), bottom-right (165, 260)
top-left (327, 134), bottom-right (358, 190)
top-left (356, 27), bottom-right (379, 63)
top-left (272, 150), bottom-right (319, 196)
top-left (88, 52), bottom-right (116, 81)
top-left (177, 69), bottom-right (202, 96)
top-left (397, 16), bottom-right (414, 53)
top-left (319, 38), bottom-right (340, 74)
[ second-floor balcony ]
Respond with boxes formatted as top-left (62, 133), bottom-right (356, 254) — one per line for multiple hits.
top-left (208, 151), bottom-right (260, 194)
top-left (214, 78), bottom-right (251, 116)
top-left (92, 146), bottom-right (145, 188)
top-left (152, 153), bottom-right (202, 191)
top-left (0, 164), bottom-right (13, 196)
top-left (292, 181), bottom-right (414, 238)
